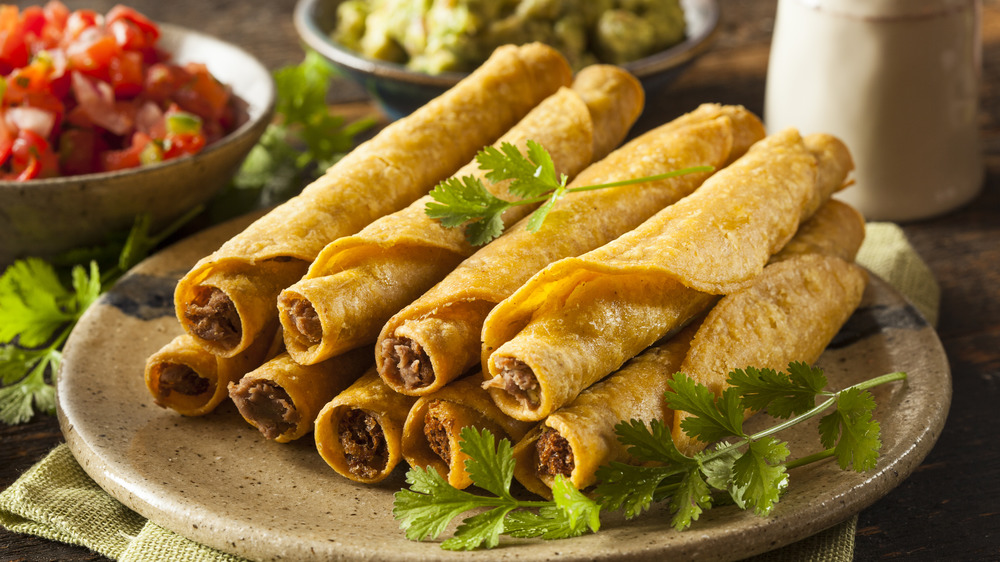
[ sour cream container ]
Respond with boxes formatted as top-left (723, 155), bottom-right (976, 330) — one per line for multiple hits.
top-left (764, 0), bottom-right (983, 221)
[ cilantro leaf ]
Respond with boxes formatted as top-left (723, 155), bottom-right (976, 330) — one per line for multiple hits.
top-left (395, 426), bottom-right (600, 550)
top-left (594, 463), bottom-right (682, 519)
top-left (818, 388), bottom-right (882, 471)
top-left (525, 183), bottom-right (566, 233)
top-left (731, 437), bottom-right (789, 516)
top-left (459, 427), bottom-right (515, 499)
top-left (669, 469), bottom-right (713, 531)
top-left (425, 176), bottom-right (511, 245)
top-left (0, 258), bottom-right (74, 347)
top-left (667, 373), bottom-right (747, 442)
top-left (393, 465), bottom-right (489, 541)
top-left (442, 506), bottom-right (514, 551)
top-left (504, 476), bottom-right (599, 540)
top-left (478, 140), bottom-right (561, 199)
top-left (0, 347), bottom-right (58, 423)
top-left (426, 141), bottom-right (708, 245)
top-left (615, 418), bottom-right (694, 465)
top-left (504, 505), bottom-right (592, 540)
top-left (550, 474), bottom-right (601, 533)
top-left (728, 363), bottom-right (827, 418)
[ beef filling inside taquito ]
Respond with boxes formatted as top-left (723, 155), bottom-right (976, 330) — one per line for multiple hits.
top-left (173, 42), bottom-right (573, 358)
top-left (511, 199), bottom-right (866, 497)
top-left (314, 368), bottom-right (417, 483)
top-left (483, 129), bottom-right (855, 422)
top-left (277, 64), bottom-right (643, 366)
top-left (145, 324), bottom-right (279, 416)
top-left (376, 104), bottom-right (766, 397)
top-left (401, 376), bottom-right (531, 489)
top-left (228, 346), bottom-right (372, 443)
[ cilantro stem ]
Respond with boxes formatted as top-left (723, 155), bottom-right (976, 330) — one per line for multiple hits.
top-left (786, 448), bottom-right (836, 470)
top-left (514, 166), bottom-right (716, 207)
top-left (702, 371), bottom-right (907, 463)
top-left (564, 166), bottom-right (715, 193)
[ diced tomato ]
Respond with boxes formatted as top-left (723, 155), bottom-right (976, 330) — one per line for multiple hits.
top-left (172, 62), bottom-right (230, 122)
top-left (0, 3), bottom-right (232, 180)
top-left (106, 5), bottom-right (159, 51)
top-left (108, 50), bottom-right (143, 98)
top-left (9, 128), bottom-right (58, 179)
top-left (20, 7), bottom-right (45, 39)
top-left (0, 6), bottom-right (29, 75)
top-left (57, 127), bottom-right (100, 175)
top-left (143, 62), bottom-right (187, 102)
top-left (100, 130), bottom-right (150, 171)
top-left (66, 31), bottom-right (119, 81)
top-left (61, 9), bottom-right (99, 44)
top-left (0, 116), bottom-right (13, 166)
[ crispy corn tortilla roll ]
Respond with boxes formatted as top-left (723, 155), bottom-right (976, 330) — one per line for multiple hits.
top-left (144, 326), bottom-right (277, 416)
top-left (483, 129), bottom-right (855, 422)
top-left (228, 347), bottom-right (372, 443)
top-left (511, 198), bottom-right (865, 497)
top-left (401, 376), bottom-right (533, 489)
top-left (278, 65), bottom-right (641, 365)
top-left (173, 43), bottom-right (573, 358)
top-left (512, 324), bottom-right (697, 498)
top-left (672, 202), bottom-right (868, 455)
top-left (314, 368), bottom-right (418, 483)
top-left (377, 104), bottom-right (766, 396)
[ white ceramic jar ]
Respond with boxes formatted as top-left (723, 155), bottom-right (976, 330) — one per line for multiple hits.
top-left (765, 0), bottom-right (983, 221)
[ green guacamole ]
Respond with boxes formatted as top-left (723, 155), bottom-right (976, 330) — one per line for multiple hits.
top-left (333, 0), bottom-right (686, 74)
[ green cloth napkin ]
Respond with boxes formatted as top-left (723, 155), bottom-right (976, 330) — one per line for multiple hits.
top-left (0, 222), bottom-right (940, 562)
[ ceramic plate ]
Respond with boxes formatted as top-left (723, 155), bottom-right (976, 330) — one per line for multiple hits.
top-left (57, 214), bottom-right (950, 561)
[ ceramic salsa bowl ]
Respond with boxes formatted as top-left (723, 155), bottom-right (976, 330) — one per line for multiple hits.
top-left (0, 24), bottom-right (275, 266)
top-left (293, 0), bottom-right (720, 119)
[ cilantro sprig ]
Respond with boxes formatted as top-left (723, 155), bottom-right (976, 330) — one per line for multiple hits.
top-left (425, 140), bottom-right (713, 246)
top-left (0, 209), bottom-right (195, 424)
top-left (594, 363), bottom-right (906, 530)
top-left (395, 363), bottom-right (905, 549)
top-left (393, 426), bottom-right (600, 550)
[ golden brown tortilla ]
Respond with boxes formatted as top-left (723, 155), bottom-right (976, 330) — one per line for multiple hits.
top-left (228, 347), bottom-right (372, 443)
top-left (144, 325), bottom-right (278, 416)
top-left (313, 368), bottom-right (418, 484)
top-left (510, 198), bottom-right (866, 497)
top-left (375, 104), bottom-right (766, 397)
top-left (401, 376), bottom-right (533, 489)
top-left (276, 65), bottom-right (643, 366)
top-left (172, 43), bottom-right (573, 358)
top-left (482, 129), bottom-right (855, 422)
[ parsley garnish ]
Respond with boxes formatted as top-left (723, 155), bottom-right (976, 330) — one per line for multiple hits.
top-left (424, 140), bottom-right (713, 246)
top-left (395, 364), bottom-right (905, 549)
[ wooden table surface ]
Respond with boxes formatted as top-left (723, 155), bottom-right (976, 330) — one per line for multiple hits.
top-left (3, 0), bottom-right (998, 560)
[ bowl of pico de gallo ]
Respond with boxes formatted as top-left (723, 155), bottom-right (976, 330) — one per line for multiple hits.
top-left (0, 2), bottom-right (275, 265)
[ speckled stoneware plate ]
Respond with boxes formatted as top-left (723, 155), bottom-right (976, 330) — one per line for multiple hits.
top-left (57, 214), bottom-right (951, 562)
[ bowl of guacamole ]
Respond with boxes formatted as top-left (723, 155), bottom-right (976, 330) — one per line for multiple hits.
top-left (294, 0), bottom-right (719, 117)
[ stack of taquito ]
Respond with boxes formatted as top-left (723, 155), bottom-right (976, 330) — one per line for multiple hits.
top-left (481, 128), bottom-right (854, 422)
top-left (305, 64), bottom-right (645, 481)
top-left (309, 103), bottom-right (769, 485)
top-left (511, 199), bottom-right (868, 497)
top-left (145, 43), bottom-right (573, 416)
top-left (393, 127), bottom-right (861, 492)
